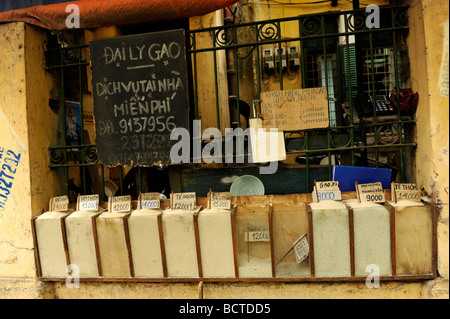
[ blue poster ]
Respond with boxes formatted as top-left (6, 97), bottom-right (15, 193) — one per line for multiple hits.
top-left (65, 101), bottom-right (81, 145)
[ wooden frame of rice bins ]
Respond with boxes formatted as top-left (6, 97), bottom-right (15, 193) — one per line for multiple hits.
top-left (32, 191), bottom-right (437, 283)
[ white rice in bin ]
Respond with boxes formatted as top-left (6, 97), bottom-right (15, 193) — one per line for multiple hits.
top-left (198, 208), bottom-right (235, 278)
top-left (346, 199), bottom-right (391, 276)
top-left (161, 206), bottom-right (201, 278)
top-left (65, 209), bottom-right (104, 278)
top-left (308, 200), bottom-right (351, 277)
top-left (35, 210), bottom-right (73, 277)
top-left (128, 208), bottom-right (164, 278)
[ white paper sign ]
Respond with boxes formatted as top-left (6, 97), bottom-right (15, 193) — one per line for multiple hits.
top-left (356, 182), bottom-right (385, 203)
top-left (293, 234), bottom-right (309, 264)
top-left (245, 230), bottom-right (270, 242)
top-left (139, 192), bottom-right (160, 209)
top-left (208, 191), bottom-right (231, 210)
top-left (50, 195), bottom-right (69, 212)
top-left (109, 195), bottom-right (131, 213)
top-left (78, 194), bottom-right (99, 211)
top-left (312, 181), bottom-right (341, 202)
top-left (391, 183), bottom-right (421, 202)
top-left (171, 192), bottom-right (196, 210)
top-left (249, 118), bottom-right (286, 163)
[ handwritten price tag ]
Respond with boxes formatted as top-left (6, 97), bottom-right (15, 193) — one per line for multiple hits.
top-left (392, 183), bottom-right (421, 203)
top-left (109, 195), bottom-right (131, 213)
top-left (316, 181), bottom-right (340, 190)
top-left (50, 195), bottom-right (69, 212)
top-left (356, 182), bottom-right (385, 203)
top-left (293, 234), bottom-right (309, 264)
top-left (139, 192), bottom-right (160, 209)
top-left (171, 192), bottom-right (196, 210)
top-left (78, 194), bottom-right (100, 211)
top-left (208, 191), bottom-right (231, 210)
top-left (245, 230), bottom-right (270, 242)
top-left (313, 181), bottom-right (341, 202)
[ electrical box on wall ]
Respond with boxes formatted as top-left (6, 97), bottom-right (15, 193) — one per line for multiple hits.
top-left (262, 48), bottom-right (274, 74)
top-left (275, 47), bottom-right (287, 71)
top-left (288, 45), bottom-right (300, 71)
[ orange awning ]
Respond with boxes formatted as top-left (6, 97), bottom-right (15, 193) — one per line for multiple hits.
top-left (0, 0), bottom-right (240, 30)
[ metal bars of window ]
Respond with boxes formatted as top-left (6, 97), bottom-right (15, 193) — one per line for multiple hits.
top-left (187, 5), bottom-right (415, 191)
top-left (46, 5), bottom-right (415, 201)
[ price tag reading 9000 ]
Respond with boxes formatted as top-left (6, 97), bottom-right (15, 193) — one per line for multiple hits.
top-left (356, 182), bottom-right (385, 203)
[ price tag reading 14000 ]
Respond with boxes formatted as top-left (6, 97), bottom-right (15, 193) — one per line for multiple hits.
top-left (139, 192), bottom-right (160, 209)
top-left (50, 195), bottom-right (69, 212)
top-left (392, 183), bottom-right (421, 202)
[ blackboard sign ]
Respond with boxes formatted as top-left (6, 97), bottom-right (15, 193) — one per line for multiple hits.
top-left (90, 29), bottom-right (190, 166)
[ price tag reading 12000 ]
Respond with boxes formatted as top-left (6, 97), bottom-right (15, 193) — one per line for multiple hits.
top-left (110, 195), bottom-right (132, 213)
top-left (171, 192), bottom-right (196, 210)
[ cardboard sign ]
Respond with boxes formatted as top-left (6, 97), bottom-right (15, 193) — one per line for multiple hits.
top-left (49, 195), bottom-right (69, 212)
top-left (171, 192), bottom-right (196, 210)
top-left (260, 87), bottom-right (329, 131)
top-left (208, 191), bottom-right (231, 210)
top-left (139, 192), bottom-right (160, 209)
top-left (293, 234), bottom-right (309, 264)
top-left (356, 182), bottom-right (385, 203)
top-left (77, 194), bottom-right (100, 212)
top-left (245, 230), bottom-right (270, 242)
top-left (391, 183), bottom-right (421, 203)
top-left (109, 195), bottom-right (132, 213)
top-left (312, 181), bottom-right (342, 202)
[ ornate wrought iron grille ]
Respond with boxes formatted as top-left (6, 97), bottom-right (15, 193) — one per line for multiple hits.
top-left (47, 5), bottom-right (415, 200)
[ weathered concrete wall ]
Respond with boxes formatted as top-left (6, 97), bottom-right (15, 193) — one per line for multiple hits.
top-left (0, 0), bottom-right (448, 299)
top-left (0, 22), bottom-right (58, 298)
top-left (408, 0), bottom-right (449, 280)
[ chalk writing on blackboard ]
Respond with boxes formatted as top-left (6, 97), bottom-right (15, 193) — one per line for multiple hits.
top-left (260, 87), bottom-right (329, 131)
top-left (90, 29), bottom-right (190, 166)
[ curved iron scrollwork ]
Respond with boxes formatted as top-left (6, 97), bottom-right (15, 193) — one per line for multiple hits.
top-left (300, 17), bottom-right (323, 36)
top-left (377, 125), bottom-right (401, 145)
top-left (331, 128), bottom-right (353, 148)
top-left (346, 11), bottom-right (368, 32)
top-left (214, 27), bottom-right (235, 47)
top-left (188, 33), bottom-right (196, 50)
top-left (285, 132), bottom-right (306, 152)
top-left (62, 47), bottom-right (80, 66)
top-left (49, 148), bottom-right (65, 166)
top-left (258, 22), bottom-right (280, 41)
top-left (393, 7), bottom-right (409, 27)
top-left (84, 147), bottom-right (99, 164)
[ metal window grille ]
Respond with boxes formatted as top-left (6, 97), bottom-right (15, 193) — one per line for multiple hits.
top-left (47, 5), bottom-right (415, 201)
